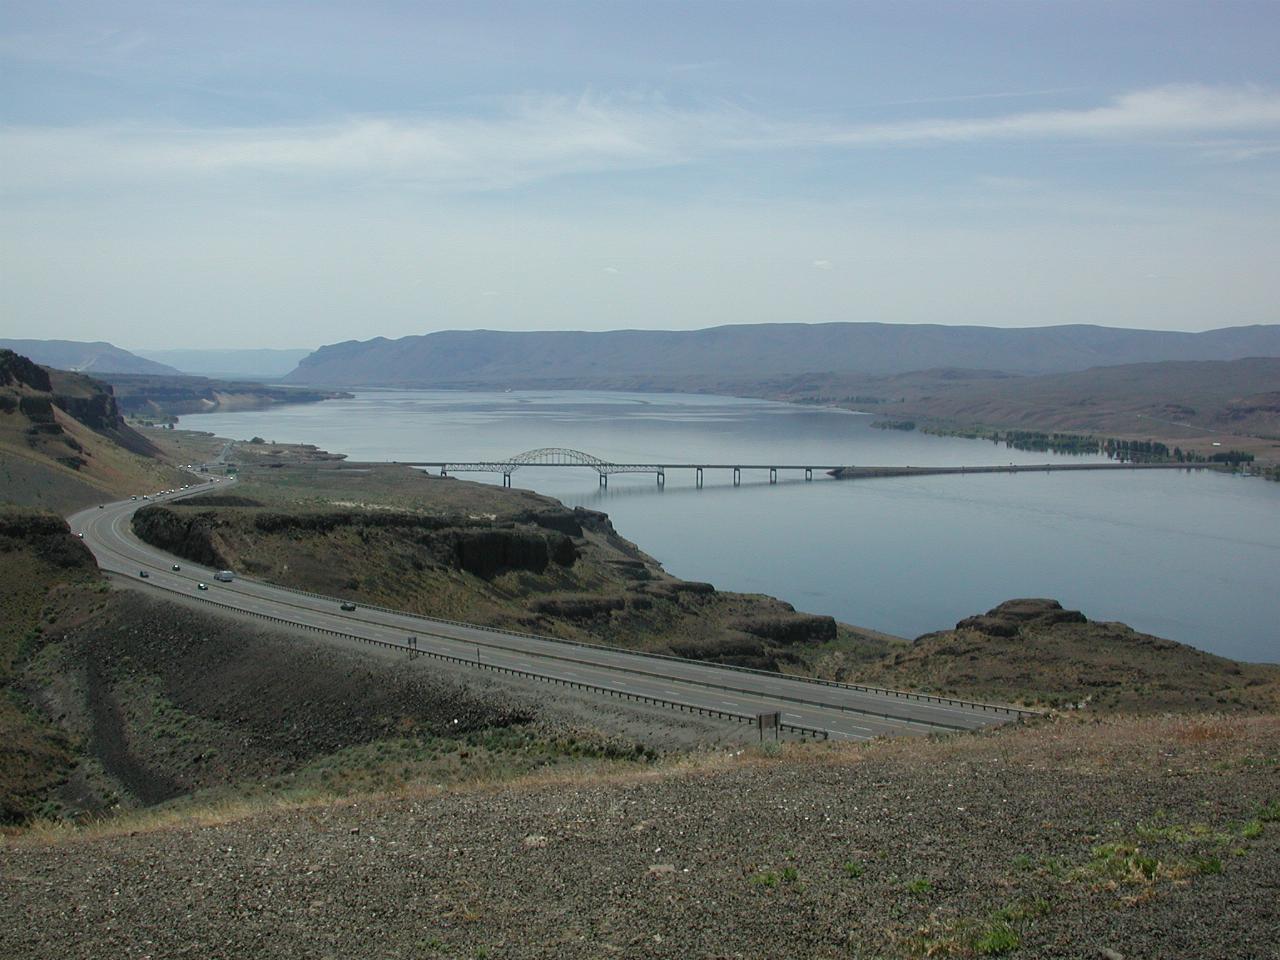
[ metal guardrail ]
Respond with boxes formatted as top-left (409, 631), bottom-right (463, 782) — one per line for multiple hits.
top-left (162, 573), bottom-right (976, 733)
top-left (253, 580), bottom-right (1034, 722)
top-left (107, 571), bottom-right (831, 742)
top-left (128, 484), bottom-right (1038, 729)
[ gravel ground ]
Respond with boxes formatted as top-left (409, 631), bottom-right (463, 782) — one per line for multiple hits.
top-left (5, 714), bottom-right (1277, 960)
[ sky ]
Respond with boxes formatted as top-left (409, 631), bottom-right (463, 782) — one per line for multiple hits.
top-left (2, 1), bottom-right (1279, 350)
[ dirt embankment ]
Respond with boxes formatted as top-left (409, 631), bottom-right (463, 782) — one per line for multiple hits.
top-left (34, 592), bottom-right (543, 813)
top-left (5, 713), bottom-right (1277, 960)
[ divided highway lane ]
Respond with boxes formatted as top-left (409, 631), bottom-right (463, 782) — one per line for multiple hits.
top-left (70, 484), bottom-right (1023, 741)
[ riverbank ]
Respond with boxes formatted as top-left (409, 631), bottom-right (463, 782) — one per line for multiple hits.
top-left (166, 392), bottom-right (1280, 662)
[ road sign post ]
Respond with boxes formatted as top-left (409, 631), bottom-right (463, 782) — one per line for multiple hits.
top-left (757, 711), bottom-right (780, 742)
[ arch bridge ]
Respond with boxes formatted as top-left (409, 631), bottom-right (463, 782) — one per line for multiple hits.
top-left (402, 447), bottom-right (841, 487)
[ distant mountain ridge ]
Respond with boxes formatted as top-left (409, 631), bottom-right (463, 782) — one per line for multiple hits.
top-left (0, 339), bottom-right (181, 376)
top-left (283, 322), bottom-right (1280, 387)
top-left (134, 348), bottom-right (313, 379)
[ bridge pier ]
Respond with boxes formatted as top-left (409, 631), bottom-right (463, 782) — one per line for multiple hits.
top-left (440, 467), bottom-right (448, 477)
top-left (805, 467), bottom-right (812, 481)
top-left (769, 467), bottom-right (777, 484)
top-left (656, 470), bottom-right (664, 487)
top-left (599, 473), bottom-right (608, 487)
top-left (733, 467), bottom-right (740, 487)
top-left (695, 466), bottom-right (703, 488)
top-left (502, 472), bottom-right (511, 487)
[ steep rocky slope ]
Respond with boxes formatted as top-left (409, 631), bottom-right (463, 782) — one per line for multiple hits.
top-left (0, 350), bottom-right (188, 512)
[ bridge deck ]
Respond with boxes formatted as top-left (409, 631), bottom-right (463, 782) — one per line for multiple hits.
top-left (402, 462), bottom-right (845, 470)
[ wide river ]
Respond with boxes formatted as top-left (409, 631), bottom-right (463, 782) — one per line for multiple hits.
top-left (186, 390), bottom-right (1279, 663)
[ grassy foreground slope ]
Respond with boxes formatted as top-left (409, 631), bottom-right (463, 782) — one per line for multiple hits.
top-left (5, 714), bottom-right (1277, 959)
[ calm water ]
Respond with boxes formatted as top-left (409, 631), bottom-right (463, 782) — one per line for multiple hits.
top-left (187, 390), bottom-right (1280, 663)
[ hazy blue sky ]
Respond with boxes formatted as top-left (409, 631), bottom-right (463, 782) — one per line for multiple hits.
top-left (2, 1), bottom-right (1279, 349)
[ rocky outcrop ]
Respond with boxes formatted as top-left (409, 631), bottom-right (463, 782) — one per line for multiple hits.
top-left (252, 510), bottom-right (450, 535)
top-left (0, 510), bottom-right (96, 571)
top-left (669, 632), bottom-right (768, 663)
top-left (145, 505), bottom-right (579, 581)
top-left (727, 612), bottom-right (838, 645)
top-left (954, 598), bottom-right (1087, 638)
top-left (427, 528), bottom-right (577, 579)
top-left (527, 595), bottom-right (627, 620)
top-left (131, 507), bottom-right (231, 569)
top-left (0, 349), bottom-right (52, 391)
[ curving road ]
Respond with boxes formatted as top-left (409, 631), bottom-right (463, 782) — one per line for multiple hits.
top-left (68, 479), bottom-right (1033, 742)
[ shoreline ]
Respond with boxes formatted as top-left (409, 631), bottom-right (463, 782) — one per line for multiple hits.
top-left (154, 394), bottom-right (1277, 661)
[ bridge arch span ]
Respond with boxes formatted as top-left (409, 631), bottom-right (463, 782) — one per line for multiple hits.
top-left (509, 448), bottom-right (612, 471)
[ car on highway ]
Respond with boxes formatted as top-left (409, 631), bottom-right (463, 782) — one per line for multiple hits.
top-left (340, 602), bottom-right (357, 612)
top-left (77, 533), bottom-right (84, 539)
top-left (138, 570), bottom-right (149, 578)
top-left (172, 564), bottom-right (181, 571)
top-left (197, 583), bottom-right (208, 591)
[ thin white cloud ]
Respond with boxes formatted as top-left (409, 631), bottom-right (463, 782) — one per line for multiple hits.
top-left (822, 85), bottom-right (1280, 145)
top-left (3, 85), bottom-right (1279, 193)
top-left (812, 259), bottom-right (833, 270)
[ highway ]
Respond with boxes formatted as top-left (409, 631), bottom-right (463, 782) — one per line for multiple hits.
top-left (68, 479), bottom-right (1037, 742)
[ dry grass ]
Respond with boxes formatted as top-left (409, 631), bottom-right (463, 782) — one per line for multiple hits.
top-left (2, 744), bottom-right (751, 848)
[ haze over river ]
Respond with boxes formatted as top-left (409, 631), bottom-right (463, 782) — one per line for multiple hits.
top-left (187, 390), bottom-right (1279, 663)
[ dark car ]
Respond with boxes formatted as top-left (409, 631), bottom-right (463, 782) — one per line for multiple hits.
top-left (340, 602), bottom-right (357, 612)
top-left (197, 583), bottom-right (208, 591)
top-left (139, 570), bottom-right (149, 578)
top-left (172, 564), bottom-right (181, 571)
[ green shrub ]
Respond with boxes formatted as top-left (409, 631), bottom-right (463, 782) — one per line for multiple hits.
top-left (974, 921), bottom-right (1020, 955)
